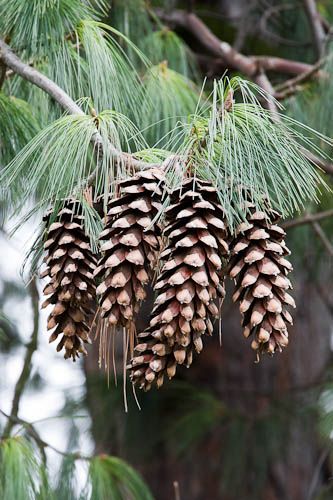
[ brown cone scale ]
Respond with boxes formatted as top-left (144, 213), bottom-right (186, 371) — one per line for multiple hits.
top-left (129, 178), bottom-right (229, 391)
top-left (41, 200), bottom-right (97, 360)
top-left (94, 168), bottom-right (165, 328)
top-left (228, 204), bottom-right (295, 357)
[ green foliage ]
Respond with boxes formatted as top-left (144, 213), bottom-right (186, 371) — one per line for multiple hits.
top-left (109, 0), bottom-right (154, 51)
top-left (287, 53), bottom-right (333, 153)
top-left (77, 21), bottom-right (148, 118)
top-left (141, 62), bottom-right (202, 146)
top-left (0, 436), bottom-right (154, 500)
top-left (166, 77), bottom-right (331, 230)
top-left (0, 110), bottom-right (147, 219)
top-left (0, 437), bottom-right (43, 500)
top-left (88, 456), bottom-right (153, 500)
top-left (141, 28), bottom-right (199, 79)
top-left (0, 93), bottom-right (39, 166)
top-left (0, 0), bottom-right (92, 57)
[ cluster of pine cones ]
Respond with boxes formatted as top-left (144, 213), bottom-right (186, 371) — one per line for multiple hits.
top-left (41, 169), bottom-right (295, 390)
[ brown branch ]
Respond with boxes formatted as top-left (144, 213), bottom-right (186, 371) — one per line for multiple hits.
top-left (282, 209), bottom-right (333, 229)
top-left (1, 28), bottom-right (332, 182)
top-left (254, 56), bottom-right (314, 76)
top-left (253, 71), bottom-right (278, 113)
top-left (2, 278), bottom-right (39, 438)
top-left (303, 0), bottom-right (326, 58)
top-left (274, 57), bottom-right (326, 100)
top-left (302, 148), bottom-right (333, 176)
top-left (0, 409), bottom-right (88, 460)
top-left (156, 8), bottom-right (317, 79)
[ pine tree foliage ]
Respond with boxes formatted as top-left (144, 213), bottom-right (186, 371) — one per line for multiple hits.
top-left (287, 51), bottom-right (333, 154)
top-left (0, 436), bottom-right (153, 500)
top-left (0, 93), bottom-right (39, 166)
top-left (0, 0), bottom-right (333, 376)
top-left (141, 62), bottom-right (202, 146)
top-left (140, 28), bottom-right (199, 79)
top-left (0, 437), bottom-right (43, 500)
top-left (88, 455), bottom-right (153, 500)
top-left (0, 0), bottom-right (107, 57)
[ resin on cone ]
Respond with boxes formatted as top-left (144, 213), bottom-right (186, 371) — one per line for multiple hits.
top-left (94, 168), bottom-right (165, 329)
top-left (228, 203), bottom-right (295, 356)
top-left (130, 178), bottom-right (229, 390)
top-left (41, 200), bottom-right (97, 360)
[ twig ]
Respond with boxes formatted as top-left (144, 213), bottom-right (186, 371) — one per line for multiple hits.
top-left (274, 57), bottom-right (326, 100)
top-left (0, 409), bottom-right (89, 461)
top-left (254, 71), bottom-right (279, 113)
top-left (311, 221), bottom-right (333, 257)
top-left (2, 278), bottom-right (39, 438)
top-left (174, 481), bottom-right (181, 500)
top-left (282, 209), bottom-right (333, 229)
top-left (303, 0), bottom-right (326, 58)
top-left (301, 148), bottom-right (333, 177)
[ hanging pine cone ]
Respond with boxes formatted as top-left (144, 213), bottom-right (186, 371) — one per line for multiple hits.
top-left (41, 200), bottom-right (97, 360)
top-left (94, 168), bottom-right (165, 329)
top-left (130, 178), bottom-right (229, 390)
top-left (228, 203), bottom-right (295, 357)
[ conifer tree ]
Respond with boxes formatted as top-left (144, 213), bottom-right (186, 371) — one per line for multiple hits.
top-left (1, 1), bottom-right (333, 498)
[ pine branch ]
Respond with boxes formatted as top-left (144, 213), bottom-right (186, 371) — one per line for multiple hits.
top-left (0, 409), bottom-right (89, 460)
top-left (282, 209), bottom-right (333, 229)
top-left (2, 278), bottom-right (39, 439)
top-left (0, 38), bottom-right (157, 177)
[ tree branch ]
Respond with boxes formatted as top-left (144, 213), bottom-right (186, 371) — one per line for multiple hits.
top-left (156, 8), bottom-right (317, 79)
top-left (274, 57), bottom-right (326, 100)
top-left (282, 209), bottom-right (333, 229)
top-left (0, 409), bottom-right (88, 460)
top-left (2, 278), bottom-right (39, 438)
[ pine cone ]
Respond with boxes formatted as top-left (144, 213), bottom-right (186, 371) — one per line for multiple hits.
top-left (229, 204), bottom-right (295, 356)
top-left (130, 178), bottom-right (229, 390)
top-left (94, 168), bottom-right (165, 328)
top-left (41, 201), bottom-right (97, 360)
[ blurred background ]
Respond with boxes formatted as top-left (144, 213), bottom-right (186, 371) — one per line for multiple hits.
top-left (1, 1), bottom-right (333, 499)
